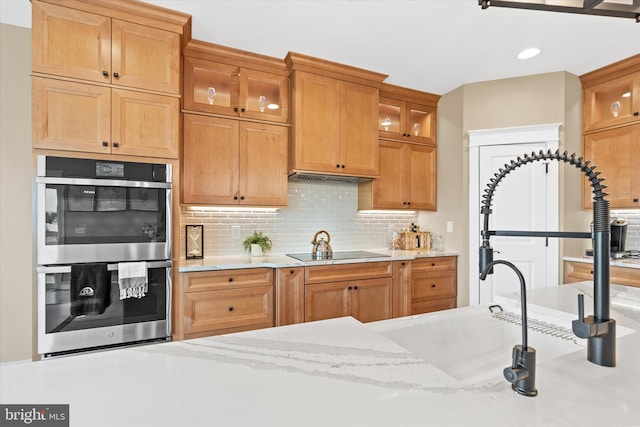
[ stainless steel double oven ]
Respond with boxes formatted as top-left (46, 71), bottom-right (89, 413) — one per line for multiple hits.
top-left (35, 155), bottom-right (172, 357)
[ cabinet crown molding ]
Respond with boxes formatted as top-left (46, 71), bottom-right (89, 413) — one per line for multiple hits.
top-left (380, 83), bottom-right (441, 106)
top-left (580, 54), bottom-right (640, 88)
top-left (35, 0), bottom-right (192, 40)
top-left (285, 51), bottom-right (387, 87)
top-left (184, 40), bottom-right (288, 76)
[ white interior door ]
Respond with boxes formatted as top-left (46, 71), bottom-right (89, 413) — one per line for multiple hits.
top-left (468, 124), bottom-right (560, 306)
top-left (479, 143), bottom-right (549, 303)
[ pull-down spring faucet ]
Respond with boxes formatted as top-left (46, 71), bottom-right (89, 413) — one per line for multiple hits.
top-left (479, 150), bottom-right (616, 382)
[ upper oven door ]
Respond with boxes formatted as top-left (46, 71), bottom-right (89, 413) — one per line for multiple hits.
top-left (37, 176), bottom-right (172, 265)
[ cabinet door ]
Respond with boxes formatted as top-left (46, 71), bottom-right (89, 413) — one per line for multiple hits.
top-left (183, 56), bottom-right (239, 116)
top-left (239, 122), bottom-right (288, 206)
top-left (239, 69), bottom-right (289, 123)
top-left (350, 277), bottom-right (392, 323)
top-left (583, 124), bottom-right (640, 209)
top-left (304, 282), bottom-right (351, 322)
top-left (111, 89), bottom-right (179, 158)
top-left (32, 77), bottom-right (111, 153)
top-left (32, 1), bottom-right (111, 84)
top-left (392, 261), bottom-right (411, 318)
top-left (407, 144), bottom-right (437, 210)
top-left (378, 97), bottom-right (405, 139)
top-left (407, 102), bottom-right (436, 145)
top-left (183, 285), bottom-right (274, 336)
top-left (111, 19), bottom-right (181, 94)
top-left (290, 72), bottom-right (341, 173)
top-left (583, 72), bottom-right (640, 133)
top-left (275, 268), bottom-right (305, 326)
top-left (183, 114), bottom-right (240, 204)
top-left (340, 82), bottom-right (379, 177)
top-left (371, 140), bottom-right (406, 209)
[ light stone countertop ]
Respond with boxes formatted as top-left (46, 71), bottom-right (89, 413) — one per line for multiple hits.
top-left (179, 249), bottom-right (459, 272)
top-left (564, 255), bottom-right (640, 270)
top-left (1, 283), bottom-right (639, 427)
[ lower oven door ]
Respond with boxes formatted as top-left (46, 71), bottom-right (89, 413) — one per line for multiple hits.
top-left (37, 261), bottom-right (171, 357)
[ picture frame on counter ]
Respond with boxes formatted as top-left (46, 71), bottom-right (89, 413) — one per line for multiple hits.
top-left (186, 224), bottom-right (204, 259)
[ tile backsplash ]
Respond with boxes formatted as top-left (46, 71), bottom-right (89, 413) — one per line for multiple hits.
top-left (611, 210), bottom-right (640, 250)
top-left (180, 181), bottom-right (419, 257)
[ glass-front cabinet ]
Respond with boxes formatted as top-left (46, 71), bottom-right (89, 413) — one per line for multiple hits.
top-left (583, 71), bottom-right (639, 133)
top-left (378, 84), bottom-right (439, 145)
top-left (183, 43), bottom-right (289, 124)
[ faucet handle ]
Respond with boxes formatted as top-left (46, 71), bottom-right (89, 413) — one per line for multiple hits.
top-left (572, 294), bottom-right (601, 339)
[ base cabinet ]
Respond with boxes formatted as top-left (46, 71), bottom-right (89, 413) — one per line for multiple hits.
top-left (179, 268), bottom-right (274, 339)
top-left (564, 260), bottom-right (640, 288)
top-left (410, 256), bottom-right (457, 315)
top-left (303, 262), bottom-right (393, 323)
top-left (275, 267), bottom-right (305, 326)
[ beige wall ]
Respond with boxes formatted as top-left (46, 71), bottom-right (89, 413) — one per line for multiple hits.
top-left (427, 71), bottom-right (591, 307)
top-left (0, 23), bottom-right (33, 362)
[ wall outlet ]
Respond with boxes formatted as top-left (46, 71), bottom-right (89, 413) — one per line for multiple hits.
top-left (446, 221), bottom-right (454, 233)
top-left (231, 225), bottom-right (240, 239)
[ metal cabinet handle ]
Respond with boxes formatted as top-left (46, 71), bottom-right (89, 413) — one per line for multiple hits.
top-left (228, 277), bottom-right (233, 282)
top-left (102, 141), bottom-right (108, 147)
top-left (633, 112), bottom-right (639, 116)
top-left (228, 306), bottom-right (234, 311)
top-left (233, 107), bottom-right (239, 112)
top-left (112, 142), bottom-right (119, 148)
top-left (113, 72), bottom-right (119, 78)
top-left (431, 284), bottom-right (436, 288)
top-left (102, 71), bottom-right (109, 77)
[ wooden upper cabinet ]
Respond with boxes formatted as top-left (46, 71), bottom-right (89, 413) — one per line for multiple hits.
top-left (183, 41), bottom-right (289, 124)
top-left (33, 77), bottom-right (179, 158)
top-left (182, 114), bottom-right (288, 206)
top-left (378, 83), bottom-right (440, 145)
top-left (581, 54), bottom-right (640, 209)
top-left (111, 89), bottom-right (179, 158)
top-left (583, 124), bottom-right (640, 209)
top-left (359, 141), bottom-right (437, 210)
top-left (289, 71), bottom-right (379, 177)
top-left (32, 0), bottom-right (181, 94)
top-left (581, 55), bottom-right (640, 134)
top-left (286, 52), bottom-right (387, 178)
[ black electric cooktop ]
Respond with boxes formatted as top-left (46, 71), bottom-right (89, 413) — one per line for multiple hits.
top-left (286, 251), bottom-right (390, 262)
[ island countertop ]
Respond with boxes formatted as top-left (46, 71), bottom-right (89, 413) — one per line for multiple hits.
top-left (1, 283), bottom-right (639, 427)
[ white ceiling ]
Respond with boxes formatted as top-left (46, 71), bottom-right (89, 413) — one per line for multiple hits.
top-left (3, 0), bottom-right (639, 94)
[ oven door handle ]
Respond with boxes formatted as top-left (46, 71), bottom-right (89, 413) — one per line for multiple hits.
top-left (36, 261), bottom-right (172, 274)
top-left (36, 177), bottom-right (171, 189)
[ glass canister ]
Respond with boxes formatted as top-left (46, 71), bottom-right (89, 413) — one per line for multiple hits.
top-left (431, 234), bottom-right (444, 252)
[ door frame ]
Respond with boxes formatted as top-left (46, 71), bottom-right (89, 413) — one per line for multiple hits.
top-left (468, 123), bottom-right (561, 305)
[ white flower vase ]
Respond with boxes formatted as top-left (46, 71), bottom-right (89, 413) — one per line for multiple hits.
top-left (251, 244), bottom-right (263, 257)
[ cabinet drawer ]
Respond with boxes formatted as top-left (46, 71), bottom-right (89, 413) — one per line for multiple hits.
top-left (411, 297), bottom-right (456, 315)
top-left (183, 285), bottom-right (274, 335)
top-left (411, 256), bottom-right (456, 272)
top-left (564, 261), bottom-right (640, 288)
top-left (304, 261), bottom-right (392, 284)
top-left (182, 268), bottom-right (273, 292)
top-left (412, 271), bottom-right (456, 301)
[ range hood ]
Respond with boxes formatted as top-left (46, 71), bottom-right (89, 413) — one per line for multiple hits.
top-left (288, 172), bottom-right (372, 184)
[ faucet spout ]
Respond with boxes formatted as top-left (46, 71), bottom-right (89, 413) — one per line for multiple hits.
top-left (480, 259), bottom-right (537, 396)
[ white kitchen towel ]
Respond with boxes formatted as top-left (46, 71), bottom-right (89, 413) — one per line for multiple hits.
top-left (118, 262), bottom-right (148, 300)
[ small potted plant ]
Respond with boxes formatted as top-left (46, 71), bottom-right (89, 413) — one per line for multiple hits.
top-left (242, 230), bottom-right (272, 257)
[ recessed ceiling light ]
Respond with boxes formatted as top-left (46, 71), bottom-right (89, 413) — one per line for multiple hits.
top-left (517, 47), bottom-right (541, 60)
